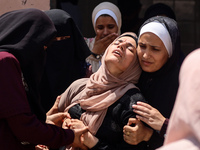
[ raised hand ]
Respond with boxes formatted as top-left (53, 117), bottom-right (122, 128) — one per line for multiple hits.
top-left (92, 33), bottom-right (118, 54)
top-left (132, 101), bottom-right (166, 131)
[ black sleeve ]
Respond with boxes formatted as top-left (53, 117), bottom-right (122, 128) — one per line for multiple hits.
top-left (146, 130), bottom-right (164, 150)
top-left (90, 89), bottom-right (148, 150)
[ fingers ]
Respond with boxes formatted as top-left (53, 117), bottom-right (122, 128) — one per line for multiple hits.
top-left (95, 33), bottom-right (118, 42)
top-left (136, 115), bottom-right (149, 124)
top-left (132, 102), bottom-right (151, 118)
top-left (101, 33), bottom-right (118, 43)
top-left (135, 101), bottom-right (152, 109)
top-left (127, 118), bottom-right (137, 126)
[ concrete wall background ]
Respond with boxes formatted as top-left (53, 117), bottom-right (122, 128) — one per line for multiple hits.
top-left (0, 0), bottom-right (50, 15)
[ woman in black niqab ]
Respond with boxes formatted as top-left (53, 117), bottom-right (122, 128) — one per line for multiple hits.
top-left (0, 8), bottom-right (56, 121)
top-left (40, 9), bottom-right (90, 112)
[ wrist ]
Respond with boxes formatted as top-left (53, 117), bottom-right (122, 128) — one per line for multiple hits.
top-left (90, 51), bottom-right (102, 59)
top-left (83, 132), bottom-right (99, 148)
top-left (144, 128), bottom-right (153, 142)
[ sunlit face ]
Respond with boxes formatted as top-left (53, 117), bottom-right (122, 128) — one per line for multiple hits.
top-left (105, 36), bottom-right (137, 77)
top-left (137, 32), bottom-right (169, 72)
top-left (95, 15), bottom-right (118, 39)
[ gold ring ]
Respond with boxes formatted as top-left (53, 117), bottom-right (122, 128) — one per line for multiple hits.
top-left (127, 131), bottom-right (130, 136)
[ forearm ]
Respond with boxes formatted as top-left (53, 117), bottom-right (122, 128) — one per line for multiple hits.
top-left (144, 119), bottom-right (168, 149)
top-left (7, 113), bottom-right (74, 148)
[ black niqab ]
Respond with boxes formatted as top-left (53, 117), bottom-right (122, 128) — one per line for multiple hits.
top-left (40, 9), bottom-right (90, 111)
top-left (0, 8), bottom-right (56, 121)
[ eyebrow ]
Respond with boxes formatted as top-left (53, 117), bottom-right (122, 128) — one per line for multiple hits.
top-left (139, 42), bottom-right (161, 48)
top-left (118, 39), bottom-right (136, 49)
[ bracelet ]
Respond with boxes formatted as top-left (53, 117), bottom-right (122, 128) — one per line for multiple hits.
top-left (91, 51), bottom-right (102, 59)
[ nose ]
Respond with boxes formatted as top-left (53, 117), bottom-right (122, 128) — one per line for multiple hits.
top-left (143, 50), bottom-right (150, 59)
top-left (103, 28), bottom-right (109, 36)
top-left (118, 40), bottom-right (127, 51)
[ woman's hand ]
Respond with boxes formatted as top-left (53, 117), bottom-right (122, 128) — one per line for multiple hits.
top-left (92, 33), bottom-right (118, 55)
top-left (46, 95), bottom-right (61, 116)
top-left (67, 119), bottom-right (98, 149)
top-left (65, 119), bottom-right (89, 150)
top-left (46, 112), bottom-right (71, 127)
top-left (133, 102), bottom-right (166, 131)
top-left (35, 145), bottom-right (49, 150)
top-left (123, 118), bottom-right (153, 145)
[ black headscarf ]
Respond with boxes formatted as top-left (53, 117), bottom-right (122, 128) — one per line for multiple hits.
top-left (40, 9), bottom-right (90, 111)
top-left (0, 8), bottom-right (57, 121)
top-left (137, 16), bottom-right (180, 118)
top-left (144, 3), bottom-right (176, 21)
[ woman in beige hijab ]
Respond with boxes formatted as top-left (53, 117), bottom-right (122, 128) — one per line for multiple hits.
top-left (157, 49), bottom-right (200, 150)
top-left (58, 32), bottom-right (148, 149)
top-left (85, 2), bottom-right (122, 73)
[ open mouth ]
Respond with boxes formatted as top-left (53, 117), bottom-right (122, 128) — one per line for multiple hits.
top-left (113, 50), bottom-right (122, 57)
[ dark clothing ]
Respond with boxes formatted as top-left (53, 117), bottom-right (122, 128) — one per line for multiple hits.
top-left (136, 16), bottom-right (181, 149)
top-left (40, 9), bottom-right (90, 112)
top-left (0, 8), bottom-right (57, 121)
top-left (137, 65), bottom-right (179, 119)
top-left (0, 9), bottom-right (75, 149)
top-left (0, 52), bottom-right (74, 149)
top-left (137, 65), bottom-right (179, 149)
top-left (68, 88), bottom-right (153, 150)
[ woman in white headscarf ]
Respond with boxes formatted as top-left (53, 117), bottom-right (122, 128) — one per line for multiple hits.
top-left (157, 49), bottom-right (200, 150)
top-left (85, 2), bottom-right (122, 73)
top-left (123, 16), bottom-right (181, 149)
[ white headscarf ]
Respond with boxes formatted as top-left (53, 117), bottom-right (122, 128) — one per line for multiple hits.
top-left (139, 21), bottom-right (173, 57)
top-left (92, 2), bottom-right (121, 34)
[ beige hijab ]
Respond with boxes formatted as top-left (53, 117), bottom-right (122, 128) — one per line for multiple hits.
top-left (157, 49), bottom-right (200, 150)
top-left (59, 32), bottom-right (141, 135)
top-left (92, 2), bottom-right (121, 35)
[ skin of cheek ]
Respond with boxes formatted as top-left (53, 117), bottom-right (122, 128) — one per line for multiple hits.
top-left (94, 16), bottom-right (118, 39)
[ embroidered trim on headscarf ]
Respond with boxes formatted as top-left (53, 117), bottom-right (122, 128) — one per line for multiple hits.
top-left (139, 21), bottom-right (173, 57)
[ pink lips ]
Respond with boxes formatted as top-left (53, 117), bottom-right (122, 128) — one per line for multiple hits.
top-left (113, 49), bottom-right (123, 58)
top-left (142, 60), bottom-right (152, 66)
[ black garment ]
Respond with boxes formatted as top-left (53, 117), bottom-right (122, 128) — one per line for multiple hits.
top-left (137, 16), bottom-right (181, 149)
top-left (40, 9), bottom-right (90, 112)
top-left (68, 88), bottom-right (153, 150)
top-left (0, 8), bottom-right (56, 121)
top-left (144, 3), bottom-right (176, 21)
top-left (117, 0), bottom-right (143, 34)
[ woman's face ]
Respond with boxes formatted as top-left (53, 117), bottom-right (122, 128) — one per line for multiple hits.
top-left (105, 36), bottom-right (137, 77)
top-left (137, 32), bottom-right (169, 72)
top-left (95, 15), bottom-right (118, 39)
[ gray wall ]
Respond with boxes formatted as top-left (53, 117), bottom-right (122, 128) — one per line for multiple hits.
top-left (51, 0), bottom-right (200, 56)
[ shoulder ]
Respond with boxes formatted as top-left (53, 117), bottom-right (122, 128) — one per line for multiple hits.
top-left (119, 88), bottom-right (147, 106)
top-left (0, 51), bottom-right (18, 61)
top-left (0, 52), bottom-right (20, 71)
